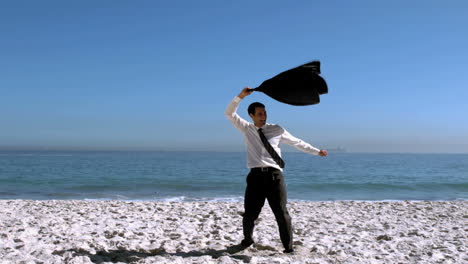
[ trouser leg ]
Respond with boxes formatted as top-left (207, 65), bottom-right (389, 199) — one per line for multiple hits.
top-left (266, 171), bottom-right (293, 250)
top-left (243, 171), bottom-right (265, 241)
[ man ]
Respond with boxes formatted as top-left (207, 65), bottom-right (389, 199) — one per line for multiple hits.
top-left (225, 87), bottom-right (327, 253)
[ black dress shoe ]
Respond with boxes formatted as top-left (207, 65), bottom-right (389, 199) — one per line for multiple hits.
top-left (240, 239), bottom-right (254, 248)
top-left (283, 248), bottom-right (294, 253)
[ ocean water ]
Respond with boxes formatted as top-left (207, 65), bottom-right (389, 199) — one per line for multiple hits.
top-left (0, 151), bottom-right (466, 202)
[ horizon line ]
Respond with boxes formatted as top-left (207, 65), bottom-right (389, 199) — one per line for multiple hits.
top-left (0, 147), bottom-right (467, 155)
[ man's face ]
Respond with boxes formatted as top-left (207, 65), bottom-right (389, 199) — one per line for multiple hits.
top-left (249, 107), bottom-right (267, 127)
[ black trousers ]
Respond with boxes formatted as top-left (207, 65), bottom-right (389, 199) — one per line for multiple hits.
top-left (243, 168), bottom-right (293, 250)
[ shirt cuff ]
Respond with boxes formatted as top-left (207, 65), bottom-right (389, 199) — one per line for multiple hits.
top-left (233, 96), bottom-right (242, 102)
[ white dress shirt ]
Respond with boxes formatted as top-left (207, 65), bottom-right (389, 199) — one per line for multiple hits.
top-left (225, 96), bottom-right (320, 171)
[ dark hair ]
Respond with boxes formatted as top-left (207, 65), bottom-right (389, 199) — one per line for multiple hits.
top-left (248, 102), bottom-right (265, 115)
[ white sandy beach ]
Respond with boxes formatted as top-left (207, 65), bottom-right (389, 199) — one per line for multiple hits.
top-left (0, 200), bottom-right (466, 264)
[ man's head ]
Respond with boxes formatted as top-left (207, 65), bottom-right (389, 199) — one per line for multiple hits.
top-left (248, 102), bottom-right (267, 128)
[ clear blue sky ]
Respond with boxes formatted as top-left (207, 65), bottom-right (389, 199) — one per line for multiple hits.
top-left (1, 1), bottom-right (467, 153)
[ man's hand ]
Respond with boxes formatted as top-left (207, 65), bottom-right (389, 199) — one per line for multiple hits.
top-left (319, 149), bottom-right (327, 157)
top-left (238, 87), bottom-right (253, 99)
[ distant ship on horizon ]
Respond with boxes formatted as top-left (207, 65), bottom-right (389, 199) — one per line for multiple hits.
top-left (327, 146), bottom-right (347, 153)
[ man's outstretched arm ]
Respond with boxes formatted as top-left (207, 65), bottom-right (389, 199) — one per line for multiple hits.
top-left (281, 129), bottom-right (327, 157)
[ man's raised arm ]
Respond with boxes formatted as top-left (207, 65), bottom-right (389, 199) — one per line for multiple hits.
top-left (225, 87), bottom-right (253, 132)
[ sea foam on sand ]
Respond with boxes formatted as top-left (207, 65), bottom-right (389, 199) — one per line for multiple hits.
top-left (0, 200), bottom-right (466, 264)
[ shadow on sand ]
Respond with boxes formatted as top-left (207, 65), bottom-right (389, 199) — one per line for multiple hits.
top-left (53, 244), bottom-right (251, 263)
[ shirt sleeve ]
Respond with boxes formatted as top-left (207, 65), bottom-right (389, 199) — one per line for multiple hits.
top-left (280, 128), bottom-right (320, 155)
top-left (225, 96), bottom-right (250, 132)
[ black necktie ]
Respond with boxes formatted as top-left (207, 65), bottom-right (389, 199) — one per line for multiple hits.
top-left (258, 128), bottom-right (285, 168)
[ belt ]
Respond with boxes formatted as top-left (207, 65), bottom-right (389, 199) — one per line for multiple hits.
top-left (250, 167), bottom-right (280, 173)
